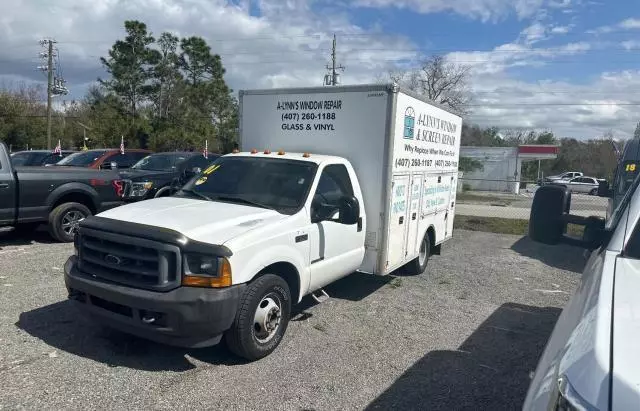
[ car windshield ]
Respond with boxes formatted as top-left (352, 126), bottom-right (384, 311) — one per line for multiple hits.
top-left (56, 150), bottom-right (108, 167)
top-left (9, 152), bottom-right (31, 166)
top-left (132, 153), bottom-right (189, 171)
top-left (177, 156), bottom-right (318, 214)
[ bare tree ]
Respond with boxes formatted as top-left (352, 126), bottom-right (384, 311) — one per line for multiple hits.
top-left (387, 55), bottom-right (472, 115)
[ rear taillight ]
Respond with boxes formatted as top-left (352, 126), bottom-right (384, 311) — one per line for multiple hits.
top-left (112, 180), bottom-right (124, 197)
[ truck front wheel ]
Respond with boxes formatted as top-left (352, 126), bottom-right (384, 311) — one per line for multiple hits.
top-left (225, 274), bottom-right (291, 361)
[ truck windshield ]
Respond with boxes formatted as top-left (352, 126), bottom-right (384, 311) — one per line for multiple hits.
top-left (178, 156), bottom-right (318, 214)
top-left (132, 153), bottom-right (188, 171)
top-left (56, 150), bottom-right (108, 167)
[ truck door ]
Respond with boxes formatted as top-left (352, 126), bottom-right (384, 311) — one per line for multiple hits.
top-left (308, 164), bottom-right (366, 291)
top-left (386, 174), bottom-right (410, 271)
top-left (0, 153), bottom-right (16, 224)
top-left (404, 173), bottom-right (423, 259)
top-left (445, 173), bottom-right (457, 238)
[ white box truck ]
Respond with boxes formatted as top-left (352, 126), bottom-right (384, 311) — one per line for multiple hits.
top-left (63, 83), bottom-right (462, 361)
top-left (239, 84), bottom-right (462, 275)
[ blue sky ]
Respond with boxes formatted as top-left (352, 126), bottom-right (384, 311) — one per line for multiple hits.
top-left (1, 0), bottom-right (640, 139)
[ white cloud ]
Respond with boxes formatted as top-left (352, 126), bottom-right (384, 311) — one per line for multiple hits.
top-left (353, 0), bottom-right (546, 22)
top-left (550, 25), bottom-right (572, 34)
top-left (590, 17), bottom-right (640, 34)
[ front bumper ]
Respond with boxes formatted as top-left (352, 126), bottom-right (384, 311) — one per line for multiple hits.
top-left (64, 256), bottom-right (244, 348)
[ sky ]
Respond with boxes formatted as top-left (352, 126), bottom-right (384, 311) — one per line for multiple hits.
top-left (1, 0), bottom-right (640, 139)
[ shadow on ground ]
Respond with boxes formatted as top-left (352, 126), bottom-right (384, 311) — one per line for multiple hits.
top-left (511, 236), bottom-right (587, 273)
top-left (16, 272), bottom-right (390, 371)
top-left (16, 300), bottom-right (246, 371)
top-left (366, 302), bottom-right (562, 411)
top-left (0, 226), bottom-right (56, 247)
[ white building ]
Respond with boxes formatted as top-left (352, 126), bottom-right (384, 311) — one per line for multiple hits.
top-left (460, 145), bottom-right (558, 194)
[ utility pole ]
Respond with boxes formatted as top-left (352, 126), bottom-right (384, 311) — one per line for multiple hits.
top-left (324, 34), bottom-right (345, 86)
top-left (38, 38), bottom-right (68, 150)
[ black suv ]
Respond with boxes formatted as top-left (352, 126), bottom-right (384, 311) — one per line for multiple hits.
top-left (10, 150), bottom-right (76, 166)
top-left (119, 151), bottom-right (220, 202)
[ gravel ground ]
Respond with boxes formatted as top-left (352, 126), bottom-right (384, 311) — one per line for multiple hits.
top-left (0, 228), bottom-right (585, 410)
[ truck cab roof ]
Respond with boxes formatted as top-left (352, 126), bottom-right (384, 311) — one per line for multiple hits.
top-left (226, 151), bottom-right (347, 166)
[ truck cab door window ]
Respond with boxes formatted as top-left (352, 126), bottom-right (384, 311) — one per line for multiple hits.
top-left (311, 165), bottom-right (354, 223)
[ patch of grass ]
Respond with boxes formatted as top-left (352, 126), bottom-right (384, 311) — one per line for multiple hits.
top-left (454, 215), bottom-right (584, 237)
top-left (389, 277), bottom-right (403, 289)
top-left (457, 193), bottom-right (512, 206)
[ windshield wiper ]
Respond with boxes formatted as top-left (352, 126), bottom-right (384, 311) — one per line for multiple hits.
top-left (179, 188), bottom-right (212, 201)
top-left (213, 195), bottom-right (276, 211)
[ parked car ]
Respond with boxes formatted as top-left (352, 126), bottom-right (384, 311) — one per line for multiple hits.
top-left (543, 171), bottom-right (583, 184)
top-left (119, 151), bottom-right (221, 202)
top-left (53, 148), bottom-right (152, 170)
top-left (550, 175), bottom-right (601, 195)
top-left (10, 150), bottom-right (76, 166)
top-left (0, 142), bottom-right (124, 242)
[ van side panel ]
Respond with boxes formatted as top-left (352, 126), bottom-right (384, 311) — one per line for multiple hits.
top-left (381, 91), bottom-right (462, 273)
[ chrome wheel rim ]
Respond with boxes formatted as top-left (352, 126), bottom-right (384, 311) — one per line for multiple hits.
top-left (418, 238), bottom-right (428, 267)
top-left (61, 210), bottom-right (85, 236)
top-left (253, 294), bottom-right (282, 343)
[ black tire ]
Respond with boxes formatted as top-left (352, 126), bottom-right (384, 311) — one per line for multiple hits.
top-left (404, 234), bottom-right (430, 275)
top-left (589, 188), bottom-right (598, 196)
top-left (224, 274), bottom-right (291, 361)
top-left (48, 202), bottom-right (92, 242)
top-left (529, 185), bottom-right (570, 245)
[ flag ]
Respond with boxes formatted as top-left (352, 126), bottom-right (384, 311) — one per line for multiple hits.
top-left (120, 136), bottom-right (125, 154)
top-left (53, 140), bottom-right (62, 155)
top-left (203, 139), bottom-right (208, 158)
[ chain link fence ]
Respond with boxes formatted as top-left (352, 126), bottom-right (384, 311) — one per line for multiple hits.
top-left (455, 178), bottom-right (608, 221)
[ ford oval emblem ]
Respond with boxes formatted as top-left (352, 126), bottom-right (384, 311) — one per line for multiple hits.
top-left (104, 254), bottom-right (122, 265)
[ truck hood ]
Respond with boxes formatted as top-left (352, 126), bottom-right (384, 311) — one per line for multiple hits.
top-left (96, 196), bottom-right (285, 245)
top-left (611, 257), bottom-right (640, 409)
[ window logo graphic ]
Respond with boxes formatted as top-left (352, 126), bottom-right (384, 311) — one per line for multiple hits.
top-left (404, 107), bottom-right (415, 140)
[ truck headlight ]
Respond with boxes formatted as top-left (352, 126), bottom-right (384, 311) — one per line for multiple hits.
top-left (183, 254), bottom-right (232, 288)
top-left (555, 375), bottom-right (593, 411)
top-left (130, 181), bottom-right (153, 197)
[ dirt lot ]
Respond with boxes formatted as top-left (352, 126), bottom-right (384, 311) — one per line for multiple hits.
top-left (0, 229), bottom-right (586, 410)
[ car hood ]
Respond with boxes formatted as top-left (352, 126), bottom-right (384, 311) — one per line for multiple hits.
top-left (118, 169), bottom-right (176, 181)
top-left (96, 196), bottom-right (285, 245)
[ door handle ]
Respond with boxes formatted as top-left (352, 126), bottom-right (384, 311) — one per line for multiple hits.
top-left (399, 216), bottom-right (404, 225)
top-left (0, 183), bottom-right (9, 189)
top-left (411, 212), bottom-right (417, 221)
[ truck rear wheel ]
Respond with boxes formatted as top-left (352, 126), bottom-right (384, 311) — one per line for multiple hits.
top-left (404, 234), bottom-right (430, 275)
top-left (224, 274), bottom-right (291, 361)
top-left (48, 202), bottom-right (91, 242)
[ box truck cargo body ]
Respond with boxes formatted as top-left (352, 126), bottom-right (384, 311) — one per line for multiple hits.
top-left (239, 83), bottom-right (462, 275)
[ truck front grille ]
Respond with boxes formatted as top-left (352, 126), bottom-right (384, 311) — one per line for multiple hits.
top-left (77, 227), bottom-right (181, 291)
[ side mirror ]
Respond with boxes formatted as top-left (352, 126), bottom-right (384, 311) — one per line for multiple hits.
top-left (184, 167), bottom-right (201, 178)
top-left (337, 195), bottom-right (360, 225)
top-left (597, 180), bottom-right (612, 198)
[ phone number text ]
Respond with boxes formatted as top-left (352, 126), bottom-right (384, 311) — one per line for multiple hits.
top-left (281, 112), bottom-right (337, 121)
top-left (395, 158), bottom-right (458, 168)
